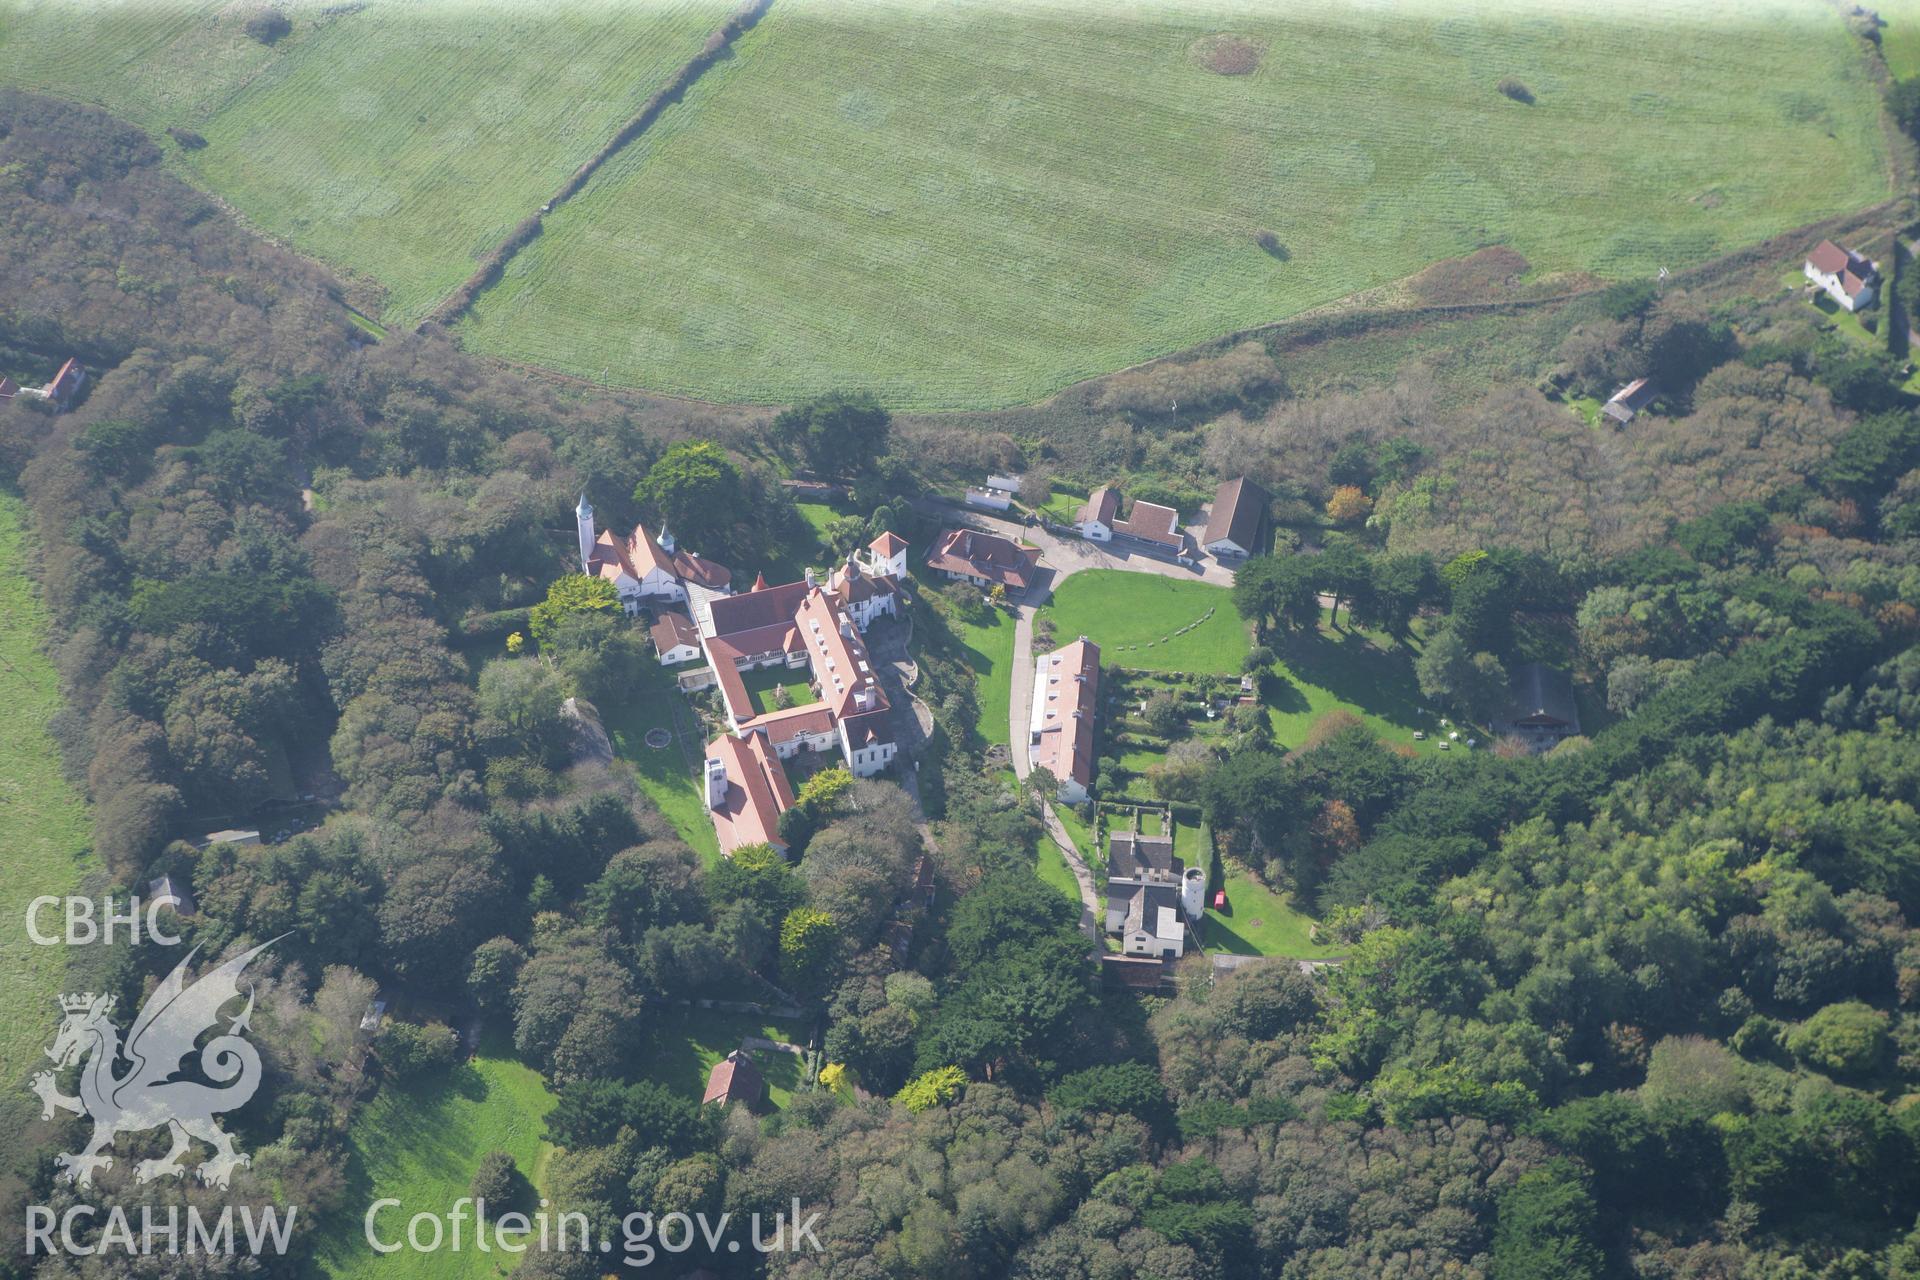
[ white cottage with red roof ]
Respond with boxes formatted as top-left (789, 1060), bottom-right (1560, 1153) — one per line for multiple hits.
top-left (1805, 240), bottom-right (1879, 312)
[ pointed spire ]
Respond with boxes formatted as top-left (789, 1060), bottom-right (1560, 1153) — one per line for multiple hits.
top-left (751, 571), bottom-right (768, 592)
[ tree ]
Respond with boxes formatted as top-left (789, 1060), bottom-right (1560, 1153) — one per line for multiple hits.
top-left (477, 658), bottom-right (568, 760)
top-left (895, 1065), bottom-right (967, 1112)
top-left (1143, 691), bottom-right (1185, 738)
top-left (633, 441), bottom-right (745, 553)
top-left (1325, 485), bottom-right (1373, 525)
top-left (375, 1020), bottom-right (461, 1078)
top-left (1490, 1163), bottom-right (1603, 1280)
top-left (529, 575), bottom-right (621, 648)
top-left (1415, 623), bottom-right (1508, 717)
top-left (780, 906), bottom-right (841, 992)
top-left (1314, 536), bottom-right (1374, 629)
top-left (1889, 76), bottom-right (1920, 140)
top-left (470, 1151), bottom-right (522, 1208)
top-left (1232, 554), bottom-right (1319, 639)
top-left (772, 391), bottom-right (891, 476)
top-left (1785, 1001), bottom-right (1890, 1078)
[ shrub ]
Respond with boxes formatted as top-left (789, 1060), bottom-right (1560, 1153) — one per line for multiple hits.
top-left (1497, 76), bottom-right (1535, 104)
top-left (1786, 1001), bottom-right (1889, 1078)
top-left (376, 1020), bottom-right (461, 1079)
top-left (244, 7), bottom-right (292, 44)
top-left (895, 1065), bottom-right (967, 1113)
top-left (164, 126), bottom-right (207, 151)
top-left (1254, 229), bottom-right (1288, 260)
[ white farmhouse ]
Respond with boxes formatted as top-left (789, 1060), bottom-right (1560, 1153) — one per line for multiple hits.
top-left (1805, 240), bottom-right (1879, 312)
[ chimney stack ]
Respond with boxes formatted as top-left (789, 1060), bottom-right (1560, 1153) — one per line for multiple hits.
top-left (705, 756), bottom-right (728, 809)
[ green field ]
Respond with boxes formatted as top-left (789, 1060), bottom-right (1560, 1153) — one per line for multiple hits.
top-left (1881, 0), bottom-right (1920, 77)
top-left (0, 494), bottom-right (95, 1105)
top-left (604, 661), bottom-right (723, 867)
top-left (317, 1038), bottom-right (557, 1280)
top-left (459, 0), bottom-right (1888, 408)
top-left (1042, 572), bottom-right (1248, 675)
top-left (0, 0), bottom-right (732, 326)
top-left (633, 1007), bottom-right (808, 1108)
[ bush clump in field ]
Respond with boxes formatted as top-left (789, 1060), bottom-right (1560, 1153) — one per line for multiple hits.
top-left (1497, 77), bottom-right (1535, 105)
top-left (1408, 245), bottom-right (1530, 304)
top-left (244, 8), bottom-right (292, 44)
top-left (1255, 230), bottom-right (1289, 260)
top-left (1193, 34), bottom-right (1264, 76)
top-left (164, 127), bottom-right (207, 151)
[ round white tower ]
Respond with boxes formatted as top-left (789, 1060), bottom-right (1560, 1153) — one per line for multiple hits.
top-left (1182, 866), bottom-right (1207, 922)
top-left (575, 494), bottom-right (595, 574)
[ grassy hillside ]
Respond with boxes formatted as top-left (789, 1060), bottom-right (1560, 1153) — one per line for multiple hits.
top-left (316, 1039), bottom-right (556, 1280)
top-left (0, 493), bottom-right (95, 1102)
top-left (0, 0), bottom-right (733, 325)
top-left (460, 0), bottom-right (1889, 408)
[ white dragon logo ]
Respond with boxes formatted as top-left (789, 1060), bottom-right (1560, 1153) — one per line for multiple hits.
top-left (31, 938), bottom-right (279, 1189)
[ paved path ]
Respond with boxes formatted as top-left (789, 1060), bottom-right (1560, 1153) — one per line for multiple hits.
top-left (1008, 596), bottom-right (1101, 941)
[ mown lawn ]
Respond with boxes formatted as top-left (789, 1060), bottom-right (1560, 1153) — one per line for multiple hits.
top-left (1042, 572), bottom-right (1247, 675)
top-left (316, 1036), bottom-right (557, 1280)
top-left (1203, 870), bottom-right (1341, 961)
top-left (914, 560), bottom-right (1019, 748)
top-left (1035, 837), bottom-right (1081, 905)
top-left (631, 1007), bottom-right (808, 1109)
top-left (602, 660), bottom-right (723, 868)
top-left (0, 494), bottom-right (95, 1108)
top-left (457, 0), bottom-right (1886, 408)
top-left (0, 0), bottom-right (734, 326)
top-left (740, 663), bottom-right (818, 716)
top-left (1264, 614), bottom-right (1430, 751)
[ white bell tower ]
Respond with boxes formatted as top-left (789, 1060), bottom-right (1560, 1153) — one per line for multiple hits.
top-left (575, 494), bottom-right (596, 574)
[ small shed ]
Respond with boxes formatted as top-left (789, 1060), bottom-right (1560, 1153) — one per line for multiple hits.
top-left (1490, 662), bottom-right (1581, 751)
top-left (1600, 377), bottom-right (1657, 426)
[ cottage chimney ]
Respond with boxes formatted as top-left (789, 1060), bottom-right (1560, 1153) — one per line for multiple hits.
top-left (805, 567), bottom-right (816, 589)
top-left (658, 525), bottom-right (677, 554)
top-left (705, 757), bottom-right (728, 809)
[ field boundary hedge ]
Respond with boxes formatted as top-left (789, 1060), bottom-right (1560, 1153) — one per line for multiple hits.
top-left (422, 0), bottom-right (774, 330)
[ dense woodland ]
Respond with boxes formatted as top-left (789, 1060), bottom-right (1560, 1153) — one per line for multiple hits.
top-left (3, 87), bottom-right (1920, 1280)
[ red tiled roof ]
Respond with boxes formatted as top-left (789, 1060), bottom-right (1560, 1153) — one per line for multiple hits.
top-left (1077, 486), bottom-right (1121, 526)
top-left (43, 358), bottom-right (83, 403)
top-left (0, 375), bottom-right (16, 400)
top-left (1113, 500), bottom-right (1183, 548)
top-left (828, 557), bottom-right (899, 607)
top-left (1202, 476), bottom-right (1268, 550)
top-left (793, 589), bottom-right (888, 720)
top-left (753, 703), bottom-right (837, 746)
top-left (1031, 638), bottom-right (1100, 790)
top-left (703, 1049), bottom-right (765, 1106)
top-left (925, 528), bottom-right (1039, 590)
top-left (710, 579), bottom-right (810, 638)
top-left (1807, 240), bottom-right (1877, 296)
top-left (708, 732), bottom-right (794, 856)
top-left (649, 610), bottom-right (700, 655)
top-left (870, 531), bottom-right (909, 558)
